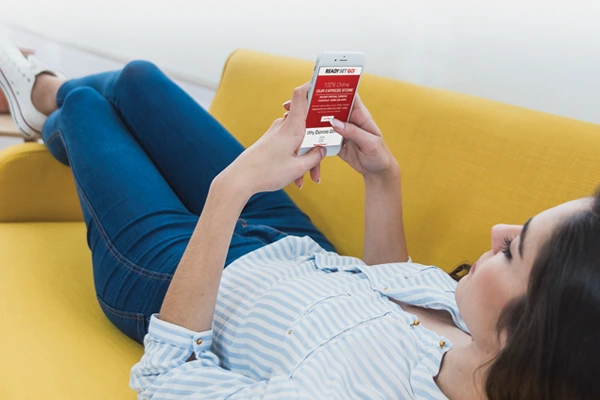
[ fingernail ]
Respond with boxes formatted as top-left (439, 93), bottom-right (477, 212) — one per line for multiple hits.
top-left (282, 100), bottom-right (291, 107)
top-left (319, 147), bottom-right (327, 157)
top-left (330, 117), bottom-right (344, 130)
top-left (317, 177), bottom-right (321, 184)
top-left (299, 183), bottom-right (303, 189)
top-left (283, 111), bottom-right (289, 118)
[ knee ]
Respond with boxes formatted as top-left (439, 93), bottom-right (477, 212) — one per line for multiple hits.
top-left (117, 60), bottom-right (164, 91)
top-left (61, 87), bottom-right (105, 116)
top-left (123, 60), bottom-right (161, 78)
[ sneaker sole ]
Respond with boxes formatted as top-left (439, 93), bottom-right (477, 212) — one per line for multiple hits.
top-left (0, 66), bottom-right (40, 139)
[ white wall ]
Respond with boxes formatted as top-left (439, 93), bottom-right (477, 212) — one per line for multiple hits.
top-left (2, 0), bottom-right (599, 123)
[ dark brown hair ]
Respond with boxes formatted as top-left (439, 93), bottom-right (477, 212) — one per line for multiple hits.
top-left (481, 190), bottom-right (600, 399)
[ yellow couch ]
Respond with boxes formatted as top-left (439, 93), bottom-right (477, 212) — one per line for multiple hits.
top-left (1, 49), bottom-right (599, 399)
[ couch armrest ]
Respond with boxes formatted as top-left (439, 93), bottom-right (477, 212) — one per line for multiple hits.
top-left (0, 143), bottom-right (83, 222)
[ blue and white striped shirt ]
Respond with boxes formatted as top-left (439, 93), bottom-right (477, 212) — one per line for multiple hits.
top-left (130, 235), bottom-right (470, 399)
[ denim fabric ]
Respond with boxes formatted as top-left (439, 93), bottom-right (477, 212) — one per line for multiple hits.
top-left (42, 61), bottom-right (336, 343)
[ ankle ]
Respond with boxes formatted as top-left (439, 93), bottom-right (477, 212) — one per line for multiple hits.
top-left (31, 74), bottom-right (64, 115)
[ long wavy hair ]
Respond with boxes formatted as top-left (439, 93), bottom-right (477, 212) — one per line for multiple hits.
top-left (451, 189), bottom-right (600, 399)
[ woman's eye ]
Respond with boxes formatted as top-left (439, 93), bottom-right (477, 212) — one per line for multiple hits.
top-left (501, 237), bottom-right (514, 261)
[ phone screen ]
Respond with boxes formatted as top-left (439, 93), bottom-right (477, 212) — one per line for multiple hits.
top-left (300, 66), bottom-right (362, 149)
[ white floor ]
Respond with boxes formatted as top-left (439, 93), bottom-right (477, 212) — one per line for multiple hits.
top-left (0, 24), bottom-right (216, 150)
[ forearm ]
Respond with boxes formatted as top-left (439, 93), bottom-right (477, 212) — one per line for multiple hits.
top-left (158, 176), bottom-right (251, 332)
top-left (362, 164), bottom-right (409, 265)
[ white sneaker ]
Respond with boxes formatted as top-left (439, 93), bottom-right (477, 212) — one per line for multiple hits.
top-left (0, 38), bottom-right (66, 139)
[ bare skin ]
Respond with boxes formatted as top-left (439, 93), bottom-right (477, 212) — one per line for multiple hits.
top-left (31, 73), bottom-right (64, 116)
top-left (392, 301), bottom-right (473, 348)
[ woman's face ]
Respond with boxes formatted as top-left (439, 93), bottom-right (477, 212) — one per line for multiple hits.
top-left (455, 198), bottom-right (591, 349)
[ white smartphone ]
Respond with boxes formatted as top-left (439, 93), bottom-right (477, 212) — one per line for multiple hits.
top-left (297, 52), bottom-right (366, 156)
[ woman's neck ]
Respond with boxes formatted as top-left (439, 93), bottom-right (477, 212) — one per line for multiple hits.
top-left (436, 340), bottom-right (494, 400)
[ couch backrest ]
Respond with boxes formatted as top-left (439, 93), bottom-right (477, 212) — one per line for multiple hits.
top-left (0, 143), bottom-right (83, 223)
top-left (210, 49), bottom-right (600, 271)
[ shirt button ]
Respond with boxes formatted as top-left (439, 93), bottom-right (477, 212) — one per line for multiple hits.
top-left (411, 320), bottom-right (420, 327)
top-left (196, 338), bottom-right (203, 345)
top-left (288, 330), bottom-right (293, 335)
top-left (383, 287), bottom-right (389, 291)
top-left (404, 275), bottom-right (410, 279)
top-left (439, 340), bottom-right (446, 348)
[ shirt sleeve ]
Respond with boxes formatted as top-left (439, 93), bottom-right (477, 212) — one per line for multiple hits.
top-left (130, 314), bottom-right (306, 399)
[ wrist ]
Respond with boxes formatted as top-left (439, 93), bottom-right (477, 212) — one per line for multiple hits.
top-left (211, 170), bottom-right (254, 206)
top-left (363, 160), bottom-right (400, 185)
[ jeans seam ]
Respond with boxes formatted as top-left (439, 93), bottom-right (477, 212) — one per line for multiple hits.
top-left (97, 295), bottom-right (145, 342)
top-left (77, 180), bottom-right (174, 281)
top-left (45, 130), bottom-right (62, 147)
top-left (97, 295), bottom-right (142, 319)
top-left (54, 130), bottom-right (174, 281)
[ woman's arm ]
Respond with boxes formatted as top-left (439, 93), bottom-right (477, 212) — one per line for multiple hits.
top-left (363, 164), bottom-right (409, 265)
top-left (327, 95), bottom-right (409, 265)
top-left (158, 177), bottom-right (250, 332)
top-left (158, 82), bottom-right (325, 333)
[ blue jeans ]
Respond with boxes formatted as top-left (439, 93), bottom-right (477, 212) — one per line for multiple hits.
top-left (42, 61), bottom-right (336, 343)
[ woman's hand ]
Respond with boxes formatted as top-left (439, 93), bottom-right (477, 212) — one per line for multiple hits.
top-left (283, 94), bottom-right (398, 179)
top-left (216, 83), bottom-right (326, 198)
top-left (333, 95), bottom-right (398, 178)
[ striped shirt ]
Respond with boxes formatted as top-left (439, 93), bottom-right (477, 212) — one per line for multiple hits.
top-left (130, 235), bottom-right (470, 399)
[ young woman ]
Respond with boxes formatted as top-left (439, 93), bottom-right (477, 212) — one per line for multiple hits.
top-left (1, 39), bottom-right (598, 399)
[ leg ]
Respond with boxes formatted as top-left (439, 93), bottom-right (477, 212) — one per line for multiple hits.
top-left (42, 87), bottom-right (277, 342)
top-left (55, 62), bottom-right (336, 252)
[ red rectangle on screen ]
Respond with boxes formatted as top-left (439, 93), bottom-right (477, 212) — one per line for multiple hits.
top-left (300, 66), bottom-right (362, 148)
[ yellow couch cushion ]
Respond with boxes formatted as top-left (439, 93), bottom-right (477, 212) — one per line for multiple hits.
top-left (211, 50), bottom-right (600, 269)
top-left (0, 222), bottom-right (141, 399)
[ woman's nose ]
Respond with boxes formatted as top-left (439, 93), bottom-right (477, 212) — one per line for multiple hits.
top-left (491, 224), bottom-right (523, 254)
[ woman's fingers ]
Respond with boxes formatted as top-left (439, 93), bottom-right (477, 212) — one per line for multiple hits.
top-left (310, 163), bottom-right (321, 184)
top-left (294, 164), bottom-right (321, 188)
top-left (284, 87), bottom-right (380, 138)
top-left (349, 95), bottom-right (382, 137)
top-left (286, 93), bottom-right (381, 137)
top-left (330, 118), bottom-right (377, 151)
top-left (287, 83), bottom-right (311, 124)
top-left (295, 147), bottom-right (326, 188)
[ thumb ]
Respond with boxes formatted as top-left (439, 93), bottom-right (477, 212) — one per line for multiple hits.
top-left (297, 146), bottom-right (326, 171)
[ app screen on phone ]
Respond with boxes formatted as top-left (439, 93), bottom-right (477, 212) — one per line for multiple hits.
top-left (301, 66), bottom-right (362, 148)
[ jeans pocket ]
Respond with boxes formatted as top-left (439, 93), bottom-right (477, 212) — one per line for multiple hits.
top-left (97, 295), bottom-right (148, 343)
